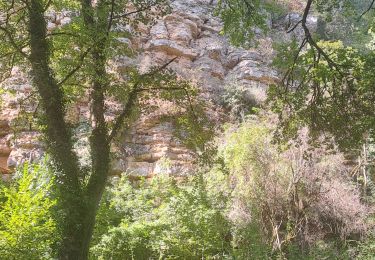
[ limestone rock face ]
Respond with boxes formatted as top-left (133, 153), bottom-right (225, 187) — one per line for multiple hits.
top-left (121, 117), bottom-right (194, 177)
top-left (0, 0), bottom-right (306, 178)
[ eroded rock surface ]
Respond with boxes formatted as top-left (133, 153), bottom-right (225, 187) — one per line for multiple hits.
top-left (0, 0), bottom-right (311, 178)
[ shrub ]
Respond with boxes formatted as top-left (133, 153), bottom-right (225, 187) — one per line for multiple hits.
top-left (90, 174), bottom-right (231, 259)
top-left (220, 81), bottom-right (258, 121)
top-left (217, 116), bottom-right (370, 257)
top-left (91, 115), bottom-right (372, 259)
top-left (0, 162), bottom-right (57, 259)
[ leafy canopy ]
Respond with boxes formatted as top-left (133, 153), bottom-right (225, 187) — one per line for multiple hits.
top-left (217, 0), bottom-right (375, 149)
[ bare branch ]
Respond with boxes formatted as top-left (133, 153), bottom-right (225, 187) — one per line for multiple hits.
top-left (284, 0), bottom-right (343, 77)
top-left (282, 38), bottom-right (307, 86)
top-left (358, 0), bottom-right (375, 20)
top-left (145, 56), bottom-right (177, 75)
top-left (286, 20), bottom-right (302, 33)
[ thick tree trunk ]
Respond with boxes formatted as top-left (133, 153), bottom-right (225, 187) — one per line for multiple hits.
top-left (28, 1), bottom-right (86, 259)
top-left (28, 0), bottom-right (119, 258)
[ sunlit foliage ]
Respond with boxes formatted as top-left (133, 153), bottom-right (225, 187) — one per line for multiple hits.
top-left (0, 163), bottom-right (56, 259)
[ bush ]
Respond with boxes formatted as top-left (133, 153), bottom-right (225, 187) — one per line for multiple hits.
top-left (0, 162), bottom-right (57, 259)
top-left (216, 116), bottom-right (370, 257)
top-left (91, 115), bottom-right (372, 259)
top-left (90, 174), bottom-right (231, 259)
top-left (220, 81), bottom-right (258, 121)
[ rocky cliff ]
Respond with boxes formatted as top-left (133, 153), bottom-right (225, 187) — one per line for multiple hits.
top-left (0, 0), bottom-right (310, 179)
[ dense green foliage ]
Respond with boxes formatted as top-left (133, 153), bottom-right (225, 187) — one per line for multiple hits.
top-left (0, 0), bottom-right (197, 257)
top-left (0, 163), bottom-right (56, 259)
top-left (0, 116), bottom-right (373, 258)
top-left (217, 0), bottom-right (375, 149)
top-left (269, 40), bottom-right (375, 149)
top-left (216, 12), bottom-right (375, 259)
top-left (216, 116), bottom-right (369, 259)
top-left (215, 0), bottom-right (268, 47)
top-left (1, 0), bottom-right (375, 259)
top-left (86, 115), bottom-right (371, 259)
top-left (91, 174), bottom-right (231, 259)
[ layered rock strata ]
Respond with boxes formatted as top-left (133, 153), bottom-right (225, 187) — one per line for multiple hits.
top-left (0, 0), bottom-right (311, 178)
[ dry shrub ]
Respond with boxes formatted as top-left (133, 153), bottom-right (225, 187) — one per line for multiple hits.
top-left (219, 118), bottom-right (371, 252)
top-left (284, 129), bottom-right (370, 245)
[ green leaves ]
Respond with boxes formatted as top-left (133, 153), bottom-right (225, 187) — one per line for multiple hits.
top-left (217, 0), bottom-right (375, 150)
top-left (215, 0), bottom-right (268, 47)
top-left (0, 162), bottom-right (57, 259)
top-left (270, 40), bottom-right (375, 149)
top-left (0, 1), bottom-right (30, 82)
top-left (91, 174), bottom-right (231, 259)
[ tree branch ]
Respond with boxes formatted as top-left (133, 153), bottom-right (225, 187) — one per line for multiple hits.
top-left (358, 0), bottom-right (375, 20)
top-left (112, 2), bottom-right (156, 20)
top-left (57, 47), bottom-right (91, 86)
top-left (284, 0), bottom-right (342, 76)
top-left (282, 38), bottom-right (307, 87)
top-left (109, 57), bottom-right (177, 141)
top-left (107, 0), bottom-right (115, 33)
top-left (0, 26), bottom-right (29, 59)
top-left (286, 20), bottom-right (302, 33)
top-left (299, 0), bottom-right (342, 72)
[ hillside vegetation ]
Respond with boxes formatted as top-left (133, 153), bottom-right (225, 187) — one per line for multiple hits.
top-left (1, 0), bottom-right (375, 259)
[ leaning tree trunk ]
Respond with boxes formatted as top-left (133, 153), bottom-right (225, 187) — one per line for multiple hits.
top-left (29, 0), bottom-right (130, 258)
top-left (29, 0), bottom-right (87, 258)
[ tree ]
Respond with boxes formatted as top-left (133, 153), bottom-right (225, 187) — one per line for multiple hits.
top-left (0, 0), bottom-right (196, 258)
top-left (268, 0), bottom-right (375, 150)
top-left (217, 0), bottom-right (375, 150)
